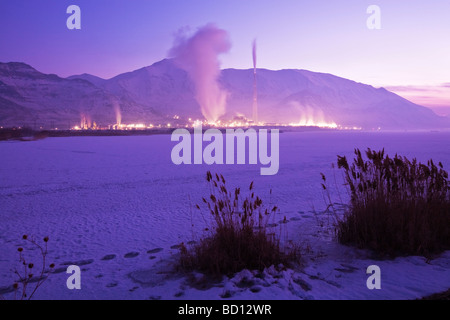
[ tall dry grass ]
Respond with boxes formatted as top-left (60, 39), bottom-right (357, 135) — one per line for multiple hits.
top-left (179, 171), bottom-right (299, 276)
top-left (323, 148), bottom-right (450, 257)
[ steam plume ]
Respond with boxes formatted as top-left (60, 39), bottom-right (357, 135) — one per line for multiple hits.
top-left (169, 24), bottom-right (231, 123)
top-left (113, 101), bottom-right (121, 125)
top-left (252, 39), bottom-right (258, 123)
top-left (252, 39), bottom-right (257, 71)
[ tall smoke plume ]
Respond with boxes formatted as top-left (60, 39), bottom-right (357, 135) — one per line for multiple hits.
top-left (252, 39), bottom-right (258, 123)
top-left (169, 24), bottom-right (231, 123)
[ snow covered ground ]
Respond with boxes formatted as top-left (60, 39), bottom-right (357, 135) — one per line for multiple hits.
top-left (0, 131), bottom-right (449, 300)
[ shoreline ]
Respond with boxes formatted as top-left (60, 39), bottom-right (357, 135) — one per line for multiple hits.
top-left (2, 126), bottom-right (449, 142)
top-left (0, 126), bottom-right (337, 141)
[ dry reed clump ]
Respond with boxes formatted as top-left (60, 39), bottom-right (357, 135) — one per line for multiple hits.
top-left (179, 171), bottom-right (299, 276)
top-left (323, 148), bottom-right (450, 257)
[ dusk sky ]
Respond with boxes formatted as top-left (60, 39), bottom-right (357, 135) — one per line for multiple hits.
top-left (1, 0), bottom-right (450, 113)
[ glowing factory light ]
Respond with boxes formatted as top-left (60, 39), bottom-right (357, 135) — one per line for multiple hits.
top-left (126, 123), bottom-right (145, 129)
top-left (192, 120), bottom-right (204, 128)
top-left (207, 120), bottom-right (219, 127)
top-left (75, 116), bottom-right (355, 131)
top-left (188, 118), bottom-right (265, 128)
top-left (340, 126), bottom-right (362, 130)
top-left (289, 121), bottom-right (338, 129)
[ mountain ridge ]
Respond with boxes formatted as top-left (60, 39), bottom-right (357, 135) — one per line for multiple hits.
top-left (0, 59), bottom-right (448, 130)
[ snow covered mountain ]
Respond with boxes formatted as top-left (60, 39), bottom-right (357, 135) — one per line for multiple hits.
top-left (220, 67), bottom-right (448, 129)
top-left (0, 63), bottom-right (126, 128)
top-left (0, 59), bottom-right (448, 130)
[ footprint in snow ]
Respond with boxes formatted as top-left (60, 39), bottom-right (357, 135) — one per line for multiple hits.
top-left (147, 248), bottom-right (163, 254)
top-left (124, 252), bottom-right (140, 258)
top-left (61, 259), bottom-right (94, 266)
top-left (106, 282), bottom-right (118, 288)
top-left (52, 267), bottom-right (68, 274)
top-left (334, 264), bottom-right (359, 273)
top-left (334, 267), bottom-right (355, 273)
top-left (101, 254), bottom-right (116, 261)
top-left (293, 277), bottom-right (312, 291)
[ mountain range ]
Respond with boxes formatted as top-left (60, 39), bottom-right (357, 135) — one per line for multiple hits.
top-left (0, 59), bottom-right (448, 130)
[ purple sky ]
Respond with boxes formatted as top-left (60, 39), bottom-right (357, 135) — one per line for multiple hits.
top-left (1, 0), bottom-right (449, 113)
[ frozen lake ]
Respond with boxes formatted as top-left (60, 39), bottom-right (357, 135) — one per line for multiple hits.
top-left (1, 131), bottom-right (450, 299)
